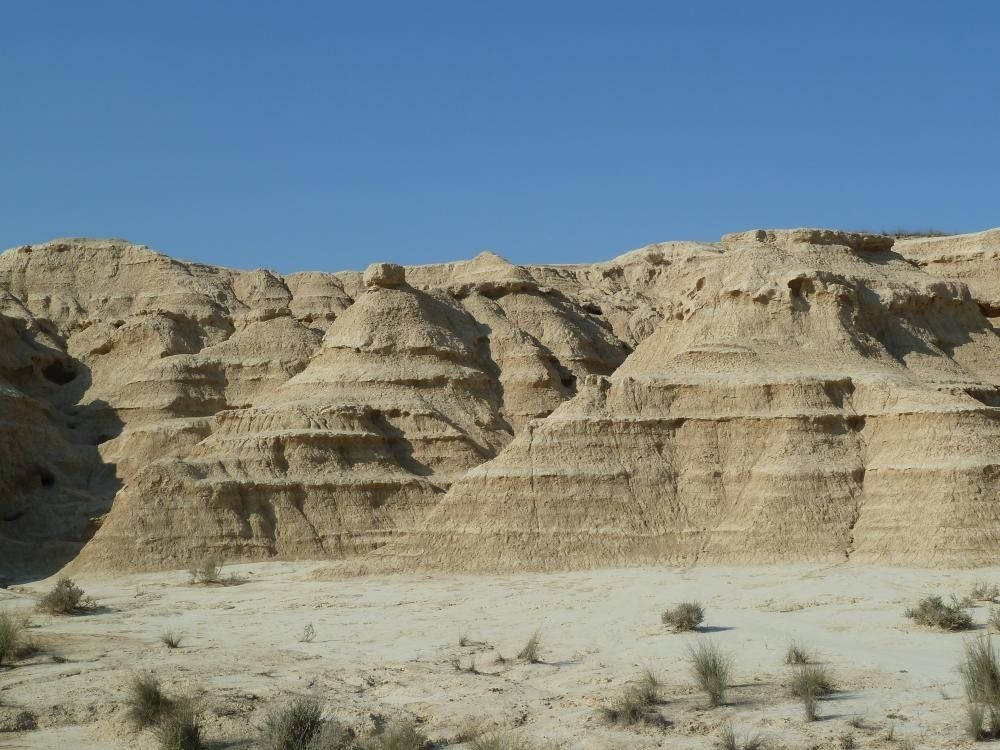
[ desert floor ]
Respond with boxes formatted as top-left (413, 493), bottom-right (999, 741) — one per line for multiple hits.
top-left (1, 561), bottom-right (996, 749)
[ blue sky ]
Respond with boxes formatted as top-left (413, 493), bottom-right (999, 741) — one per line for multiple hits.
top-left (2, 1), bottom-right (997, 273)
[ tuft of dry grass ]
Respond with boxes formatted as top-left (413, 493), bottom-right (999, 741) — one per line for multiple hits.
top-left (470, 732), bottom-right (554, 749)
top-left (160, 631), bottom-right (182, 649)
top-left (961, 636), bottom-right (1000, 740)
top-left (188, 556), bottom-right (225, 585)
top-left (516, 630), bottom-right (542, 663)
top-left (689, 640), bottom-right (732, 708)
top-left (37, 578), bottom-right (96, 615)
top-left (905, 595), bottom-right (973, 631)
top-left (155, 700), bottom-right (203, 750)
top-left (661, 601), bottom-right (704, 631)
top-left (356, 719), bottom-right (430, 750)
top-left (790, 664), bottom-right (834, 722)
top-left (973, 582), bottom-right (1000, 603)
top-left (718, 724), bottom-right (764, 750)
top-left (125, 673), bottom-right (174, 728)
top-left (785, 641), bottom-right (812, 665)
top-left (0, 610), bottom-right (28, 666)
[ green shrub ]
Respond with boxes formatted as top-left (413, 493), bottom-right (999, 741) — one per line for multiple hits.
top-left (37, 578), bottom-right (96, 615)
top-left (661, 601), bottom-right (704, 631)
top-left (905, 595), bottom-right (973, 630)
top-left (125, 673), bottom-right (174, 728)
top-left (689, 640), bottom-right (732, 707)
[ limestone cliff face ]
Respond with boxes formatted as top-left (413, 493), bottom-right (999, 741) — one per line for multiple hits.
top-left (1, 228), bottom-right (999, 577)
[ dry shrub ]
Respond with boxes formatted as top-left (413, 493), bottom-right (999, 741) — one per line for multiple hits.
top-left (126, 673), bottom-right (174, 728)
top-left (905, 595), bottom-right (973, 631)
top-left (516, 630), bottom-right (542, 663)
top-left (37, 578), bottom-right (96, 615)
top-left (661, 601), bottom-right (704, 631)
top-left (689, 640), bottom-right (732, 708)
top-left (0, 610), bottom-right (28, 666)
top-left (962, 636), bottom-right (1000, 740)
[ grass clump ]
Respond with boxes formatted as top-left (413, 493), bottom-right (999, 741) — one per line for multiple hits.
top-left (661, 601), bottom-right (704, 631)
top-left (784, 641), bottom-right (812, 665)
top-left (125, 673), bottom-right (175, 728)
top-left (188, 556), bottom-right (225, 585)
top-left (37, 578), bottom-right (96, 615)
top-left (470, 733), bottom-right (550, 750)
top-left (599, 670), bottom-right (663, 727)
top-left (0, 610), bottom-right (29, 666)
top-left (516, 630), bottom-right (542, 663)
top-left (155, 701), bottom-right (203, 750)
top-left (689, 640), bottom-right (732, 708)
top-left (973, 582), bottom-right (1000, 603)
top-left (905, 595), bottom-right (974, 631)
top-left (160, 631), bottom-right (182, 649)
top-left (718, 724), bottom-right (763, 750)
top-left (260, 696), bottom-right (323, 749)
top-left (962, 636), bottom-right (1000, 740)
top-left (357, 719), bottom-right (429, 750)
top-left (790, 664), bottom-right (834, 722)
top-left (299, 623), bottom-right (316, 643)
top-left (989, 607), bottom-right (1000, 633)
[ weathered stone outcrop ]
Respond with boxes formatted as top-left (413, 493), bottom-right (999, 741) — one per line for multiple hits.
top-left (3, 228), bottom-right (1000, 577)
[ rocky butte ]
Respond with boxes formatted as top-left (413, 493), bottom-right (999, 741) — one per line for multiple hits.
top-left (2, 228), bottom-right (999, 580)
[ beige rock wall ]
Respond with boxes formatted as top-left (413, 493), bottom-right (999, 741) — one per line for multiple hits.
top-left (2, 228), bottom-right (999, 577)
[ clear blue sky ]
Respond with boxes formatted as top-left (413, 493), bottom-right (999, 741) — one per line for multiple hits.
top-left (2, 1), bottom-right (997, 273)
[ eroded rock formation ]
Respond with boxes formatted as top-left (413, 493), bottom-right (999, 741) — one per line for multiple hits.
top-left (2, 228), bottom-right (999, 577)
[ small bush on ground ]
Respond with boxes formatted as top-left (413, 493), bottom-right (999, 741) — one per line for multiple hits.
top-left (962, 636), bottom-right (1000, 740)
top-left (905, 595), bottom-right (974, 630)
top-left (260, 696), bottom-right (324, 750)
top-left (126, 673), bottom-right (174, 728)
top-left (785, 641), bottom-right (811, 665)
top-left (516, 630), bottom-right (542, 663)
top-left (160, 632), bottom-right (182, 649)
top-left (188, 556), bottom-right (225, 585)
top-left (661, 601), bottom-right (704, 631)
top-left (470, 732), bottom-right (553, 750)
top-left (155, 700), bottom-right (203, 750)
top-left (356, 719), bottom-right (430, 750)
top-left (973, 582), bottom-right (1000, 603)
top-left (689, 640), bottom-right (732, 707)
top-left (989, 607), bottom-right (1000, 633)
top-left (599, 670), bottom-right (664, 727)
top-left (790, 664), bottom-right (834, 722)
top-left (0, 610), bottom-right (28, 666)
top-left (37, 578), bottom-right (96, 615)
top-left (718, 724), bottom-right (763, 750)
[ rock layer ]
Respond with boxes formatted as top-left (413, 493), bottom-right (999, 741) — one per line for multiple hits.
top-left (2, 228), bottom-right (999, 576)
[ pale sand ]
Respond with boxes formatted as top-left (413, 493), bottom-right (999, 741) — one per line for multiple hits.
top-left (0, 562), bottom-right (994, 749)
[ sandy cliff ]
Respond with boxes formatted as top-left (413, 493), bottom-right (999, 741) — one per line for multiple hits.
top-left (1, 228), bottom-right (998, 576)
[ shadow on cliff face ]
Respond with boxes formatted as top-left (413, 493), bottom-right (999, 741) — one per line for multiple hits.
top-left (0, 349), bottom-right (124, 584)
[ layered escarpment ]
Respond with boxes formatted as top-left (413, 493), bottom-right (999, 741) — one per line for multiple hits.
top-left (3, 228), bottom-right (1000, 576)
top-left (369, 229), bottom-right (1000, 571)
top-left (0, 240), bottom-right (641, 575)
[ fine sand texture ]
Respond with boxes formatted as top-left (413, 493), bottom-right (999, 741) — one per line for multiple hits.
top-left (1, 561), bottom-right (996, 748)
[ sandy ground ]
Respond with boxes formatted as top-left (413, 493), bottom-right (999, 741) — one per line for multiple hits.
top-left (0, 561), bottom-right (996, 749)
